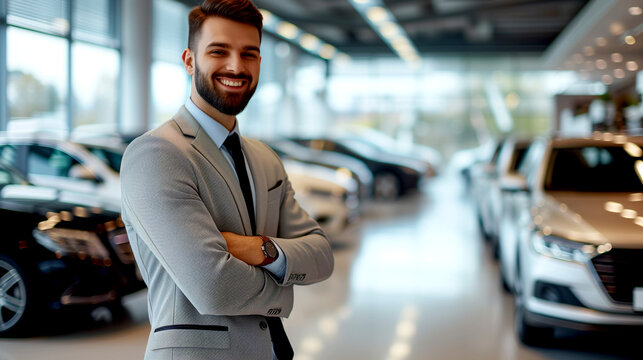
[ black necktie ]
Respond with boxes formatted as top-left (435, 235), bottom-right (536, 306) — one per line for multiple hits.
top-left (223, 133), bottom-right (294, 360)
top-left (223, 133), bottom-right (256, 234)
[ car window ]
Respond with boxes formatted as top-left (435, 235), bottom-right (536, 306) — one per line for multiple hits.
top-left (545, 146), bottom-right (643, 192)
top-left (27, 145), bottom-right (81, 177)
top-left (84, 146), bottom-right (123, 173)
top-left (0, 145), bottom-right (19, 168)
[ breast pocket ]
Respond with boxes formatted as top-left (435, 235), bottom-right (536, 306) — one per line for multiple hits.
top-left (263, 179), bottom-right (284, 236)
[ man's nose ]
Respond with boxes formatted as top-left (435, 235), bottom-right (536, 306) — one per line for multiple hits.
top-left (225, 54), bottom-right (245, 74)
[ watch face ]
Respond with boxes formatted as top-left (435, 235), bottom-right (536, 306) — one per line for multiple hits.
top-left (263, 241), bottom-right (278, 258)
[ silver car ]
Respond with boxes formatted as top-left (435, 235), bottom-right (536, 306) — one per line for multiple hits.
top-left (499, 134), bottom-right (643, 345)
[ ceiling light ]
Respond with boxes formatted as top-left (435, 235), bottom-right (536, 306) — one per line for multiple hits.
top-left (299, 34), bottom-right (320, 51)
top-left (610, 22), bottom-right (625, 36)
top-left (611, 53), bottom-right (623, 63)
top-left (319, 44), bottom-right (336, 59)
top-left (260, 9), bottom-right (274, 26)
top-left (276, 21), bottom-right (299, 39)
top-left (602, 74), bottom-right (613, 85)
top-left (379, 22), bottom-right (400, 38)
top-left (595, 37), bottom-right (607, 47)
top-left (629, 6), bottom-right (643, 16)
top-left (596, 59), bottom-right (607, 69)
top-left (353, 0), bottom-right (371, 3)
top-left (626, 61), bottom-right (639, 71)
top-left (625, 35), bottom-right (637, 45)
top-left (366, 6), bottom-right (388, 23)
top-left (583, 46), bottom-right (595, 56)
top-left (614, 68), bottom-right (625, 78)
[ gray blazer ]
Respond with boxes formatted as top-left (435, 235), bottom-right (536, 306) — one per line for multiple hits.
top-left (121, 106), bottom-right (334, 360)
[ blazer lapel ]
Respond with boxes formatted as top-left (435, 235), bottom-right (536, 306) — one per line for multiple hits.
top-left (172, 106), bottom-right (254, 235)
top-left (242, 138), bottom-right (269, 235)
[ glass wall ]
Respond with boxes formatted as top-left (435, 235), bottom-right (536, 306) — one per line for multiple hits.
top-left (2, 0), bottom-right (121, 136)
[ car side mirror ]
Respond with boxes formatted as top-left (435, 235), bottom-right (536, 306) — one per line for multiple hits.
top-left (500, 174), bottom-right (528, 193)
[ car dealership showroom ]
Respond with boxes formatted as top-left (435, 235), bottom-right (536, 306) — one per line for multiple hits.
top-left (1, 0), bottom-right (643, 359)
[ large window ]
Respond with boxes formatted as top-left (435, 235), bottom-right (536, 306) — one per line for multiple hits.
top-left (2, 0), bottom-right (120, 135)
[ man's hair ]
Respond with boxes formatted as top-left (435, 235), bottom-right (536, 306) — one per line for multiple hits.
top-left (188, 0), bottom-right (263, 52)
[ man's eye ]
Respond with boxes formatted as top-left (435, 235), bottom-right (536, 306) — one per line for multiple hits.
top-left (210, 50), bottom-right (226, 55)
top-left (243, 53), bottom-right (259, 59)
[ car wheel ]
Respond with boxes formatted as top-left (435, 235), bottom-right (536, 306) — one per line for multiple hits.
top-left (513, 260), bottom-right (553, 346)
top-left (373, 172), bottom-right (400, 200)
top-left (0, 256), bottom-right (32, 336)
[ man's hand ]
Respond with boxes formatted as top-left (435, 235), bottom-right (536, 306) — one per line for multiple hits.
top-left (221, 232), bottom-right (265, 266)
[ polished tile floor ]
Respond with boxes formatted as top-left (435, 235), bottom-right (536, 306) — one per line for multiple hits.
top-left (0, 169), bottom-right (641, 359)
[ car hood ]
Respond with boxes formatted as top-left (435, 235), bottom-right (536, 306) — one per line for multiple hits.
top-left (536, 192), bottom-right (643, 248)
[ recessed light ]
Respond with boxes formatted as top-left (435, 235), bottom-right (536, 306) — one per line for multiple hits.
top-left (625, 35), bottom-right (636, 45)
top-left (611, 52), bottom-right (623, 63)
top-left (629, 6), bottom-right (642, 16)
top-left (595, 37), bottom-right (607, 47)
top-left (583, 46), bottom-right (595, 56)
top-left (626, 61), bottom-right (639, 71)
top-left (602, 74), bottom-right (613, 85)
top-left (596, 59), bottom-right (607, 69)
top-left (367, 6), bottom-right (388, 23)
top-left (614, 69), bottom-right (625, 78)
top-left (610, 22), bottom-right (625, 36)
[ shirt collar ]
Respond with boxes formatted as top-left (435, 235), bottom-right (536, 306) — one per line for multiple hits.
top-left (185, 97), bottom-right (239, 149)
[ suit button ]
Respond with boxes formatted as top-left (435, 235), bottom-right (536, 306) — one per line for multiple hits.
top-left (260, 320), bottom-right (268, 330)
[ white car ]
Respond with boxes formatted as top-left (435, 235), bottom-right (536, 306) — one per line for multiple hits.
top-left (499, 134), bottom-right (643, 345)
top-left (0, 134), bottom-right (122, 211)
top-left (282, 159), bottom-right (359, 238)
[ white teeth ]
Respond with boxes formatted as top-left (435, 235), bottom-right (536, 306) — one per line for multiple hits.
top-left (220, 79), bottom-right (243, 87)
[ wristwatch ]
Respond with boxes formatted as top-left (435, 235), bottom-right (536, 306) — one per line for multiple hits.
top-left (259, 235), bottom-right (279, 266)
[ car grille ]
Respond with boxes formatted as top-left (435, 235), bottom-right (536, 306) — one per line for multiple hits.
top-left (591, 249), bottom-right (643, 304)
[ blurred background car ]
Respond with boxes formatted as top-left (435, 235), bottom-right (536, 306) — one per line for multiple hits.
top-left (291, 137), bottom-right (426, 199)
top-left (474, 137), bottom-right (532, 258)
top-left (0, 133), bottom-right (122, 210)
top-left (264, 138), bottom-right (373, 201)
top-left (499, 134), bottom-right (643, 346)
top-left (0, 161), bottom-right (143, 337)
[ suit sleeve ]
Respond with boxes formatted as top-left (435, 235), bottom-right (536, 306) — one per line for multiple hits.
top-left (265, 152), bottom-right (335, 287)
top-left (121, 135), bottom-right (293, 317)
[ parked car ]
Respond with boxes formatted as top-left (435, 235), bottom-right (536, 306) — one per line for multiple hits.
top-left (474, 137), bottom-right (531, 257)
top-left (0, 134), bottom-right (122, 210)
top-left (497, 134), bottom-right (643, 345)
top-left (291, 137), bottom-right (425, 199)
top-left (265, 138), bottom-right (373, 201)
top-left (0, 161), bottom-right (144, 336)
top-left (283, 159), bottom-right (359, 237)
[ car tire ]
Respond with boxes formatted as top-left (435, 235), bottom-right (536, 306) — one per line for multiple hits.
top-left (0, 255), bottom-right (38, 337)
top-left (513, 259), bottom-right (553, 346)
top-left (373, 172), bottom-right (401, 200)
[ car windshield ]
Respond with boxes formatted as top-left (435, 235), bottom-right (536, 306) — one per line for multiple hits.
top-left (545, 146), bottom-right (643, 192)
top-left (83, 146), bottom-right (123, 173)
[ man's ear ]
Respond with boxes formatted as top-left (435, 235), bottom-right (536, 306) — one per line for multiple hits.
top-left (182, 48), bottom-right (195, 76)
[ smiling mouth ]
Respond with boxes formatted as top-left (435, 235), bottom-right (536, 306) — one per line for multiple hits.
top-left (217, 78), bottom-right (246, 88)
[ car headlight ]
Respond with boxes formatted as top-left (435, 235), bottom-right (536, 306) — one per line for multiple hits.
top-left (531, 232), bottom-right (612, 263)
top-left (33, 228), bottom-right (111, 264)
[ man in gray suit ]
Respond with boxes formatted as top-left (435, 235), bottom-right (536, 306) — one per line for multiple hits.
top-left (120, 1), bottom-right (334, 359)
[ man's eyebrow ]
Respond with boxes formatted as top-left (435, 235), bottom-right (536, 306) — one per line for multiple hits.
top-left (205, 42), bottom-right (260, 52)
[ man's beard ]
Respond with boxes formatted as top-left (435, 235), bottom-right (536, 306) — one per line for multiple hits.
top-left (194, 62), bottom-right (257, 116)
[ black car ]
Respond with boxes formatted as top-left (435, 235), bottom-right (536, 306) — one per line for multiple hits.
top-left (0, 162), bottom-right (144, 336)
top-left (291, 137), bottom-right (426, 199)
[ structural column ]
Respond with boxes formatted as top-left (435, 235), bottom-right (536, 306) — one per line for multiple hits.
top-left (120, 0), bottom-right (152, 137)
